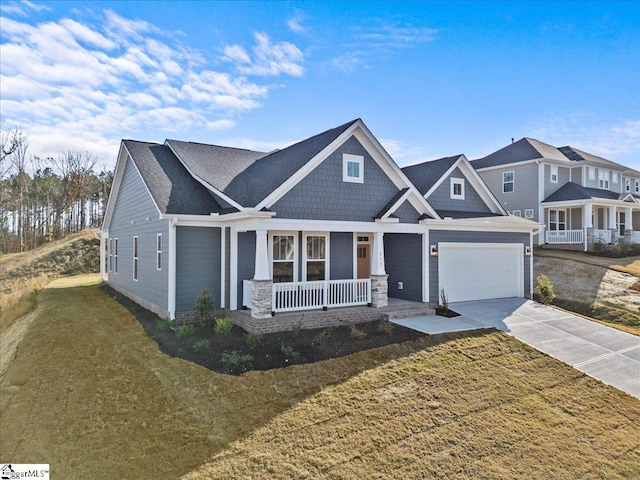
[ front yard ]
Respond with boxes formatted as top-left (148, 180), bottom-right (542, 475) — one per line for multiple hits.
top-left (1, 275), bottom-right (638, 479)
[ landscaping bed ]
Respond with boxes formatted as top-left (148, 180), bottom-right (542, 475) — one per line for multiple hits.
top-left (101, 285), bottom-right (426, 375)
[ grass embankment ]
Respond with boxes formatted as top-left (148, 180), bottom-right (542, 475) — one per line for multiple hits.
top-left (1, 276), bottom-right (638, 479)
top-left (535, 248), bottom-right (640, 276)
top-left (0, 230), bottom-right (99, 329)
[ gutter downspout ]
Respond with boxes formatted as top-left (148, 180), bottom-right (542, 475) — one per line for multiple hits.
top-left (168, 217), bottom-right (177, 320)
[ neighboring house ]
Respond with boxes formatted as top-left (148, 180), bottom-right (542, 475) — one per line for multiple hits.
top-left (100, 119), bottom-right (540, 333)
top-left (472, 138), bottom-right (640, 251)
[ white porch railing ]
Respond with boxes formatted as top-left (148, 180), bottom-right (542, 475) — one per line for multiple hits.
top-left (592, 229), bottom-right (612, 244)
top-left (243, 280), bottom-right (252, 308)
top-left (633, 231), bottom-right (640, 244)
top-left (272, 279), bottom-right (371, 313)
top-left (546, 229), bottom-right (584, 244)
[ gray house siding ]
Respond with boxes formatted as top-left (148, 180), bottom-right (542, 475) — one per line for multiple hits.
top-left (394, 200), bottom-right (422, 223)
top-left (385, 233), bottom-right (423, 302)
top-left (428, 230), bottom-right (530, 303)
top-left (543, 164), bottom-right (570, 198)
top-left (271, 136), bottom-right (407, 222)
top-left (108, 156), bottom-right (169, 317)
top-left (237, 231), bottom-right (256, 308)
top-left (175, 226), bottom-right (221, 311)
top-left (426, 167), bottom-right (491, 213)
top-left (330, 232), bottom-right (353, 279)
top-left (478, 163), bottom-right (539, 220)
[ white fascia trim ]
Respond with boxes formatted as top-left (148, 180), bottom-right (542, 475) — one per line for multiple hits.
top-left (164, 141), bottom-right (246, 212)
top-left (473, 158), bottom-right (540, 172)
top-left (375, 217), bottom-right (400, 223)
top-left (240, 217), bottom-right (427, 234)
top-left (421, 219), bottom-right (543, 234)
top-left (423, 156), bottom-right (463, 199)
top-left (542, 198), bottom-right (638, 209)
top-left (159, 211), bottom-right (275, 226)
top-left (381, 188), bottom-right (412, 219)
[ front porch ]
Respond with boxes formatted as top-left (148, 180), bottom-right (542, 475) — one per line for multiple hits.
top-left (543, 203), bottom-right (640, 251)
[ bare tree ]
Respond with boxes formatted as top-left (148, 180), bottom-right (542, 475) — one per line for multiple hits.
top-left (0, 122), bottom-right (27, 179)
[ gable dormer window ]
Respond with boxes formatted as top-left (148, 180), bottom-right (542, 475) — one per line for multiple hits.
top-left (450, 177), bottom-right (465, 200)
top-left (612, 172), bottom-right (619, 184)
top-left (343, 154), bottom-right (364, 183)
top-left (588, 166), bottom-right (595, 181)
top-left (550, 164), bottom-right (558, 183)
top-left (625, 178), bottom-right (631, 192)
top-left (598, 170), bottom-right (610, 190)
top-left (502, 171), bottom-right (514, 193)
top-left (636, 180), bottom-right (639, 194)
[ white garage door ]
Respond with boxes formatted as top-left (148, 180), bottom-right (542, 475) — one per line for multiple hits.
top-left (438, 243), bottom-right (523, 303)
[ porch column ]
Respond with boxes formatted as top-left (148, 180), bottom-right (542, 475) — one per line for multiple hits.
top-left (583, 203), bottom-right (593, 252)
top-left (608, 206), bottom-right (617, 230)
top-left (625, 207), bottom-right (634, 244)
top-left (251, 229), bottom-right (272, 319)
top-left (370, 232), bottom-right (388, 308)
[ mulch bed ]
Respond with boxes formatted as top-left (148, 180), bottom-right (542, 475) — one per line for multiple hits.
top-left (101, 285), bottom-right (426, 375)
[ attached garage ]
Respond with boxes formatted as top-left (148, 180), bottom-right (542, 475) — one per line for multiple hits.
top-left (438, 242), bottom-right (524, 303)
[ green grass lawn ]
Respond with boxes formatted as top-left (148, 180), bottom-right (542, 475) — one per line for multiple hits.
top-left (1, 276), bottom-right (639, 479)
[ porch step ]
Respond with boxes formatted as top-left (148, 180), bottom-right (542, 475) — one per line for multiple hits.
top-left (385, 307), bottom-right (436, 321)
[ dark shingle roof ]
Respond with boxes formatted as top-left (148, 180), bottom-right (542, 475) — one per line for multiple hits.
top-left (401, 155), bottom-right (462, 195)
top-left (472, 138), bottom-right (568, 169)
top-left (375, 188), bottom-right (409, 219)
top-left (541, 182), bottom-right (634, 203)
top-left (123, 140), bottom-right (221, 215)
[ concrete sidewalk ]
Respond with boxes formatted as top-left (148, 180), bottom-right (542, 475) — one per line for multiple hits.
top-left (391, 298), bottom-right (640, 399)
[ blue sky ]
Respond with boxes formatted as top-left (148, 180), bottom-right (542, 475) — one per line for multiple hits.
top-left (1, 0), bottom-right (639, 171)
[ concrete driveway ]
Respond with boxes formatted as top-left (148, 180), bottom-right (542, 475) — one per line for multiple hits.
top-left (392, 298), bottom-right (640, 399)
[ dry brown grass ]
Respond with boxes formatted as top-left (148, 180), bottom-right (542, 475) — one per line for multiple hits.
top-left (0, 230), bottom-right (99, 329)
top-left (535, 248), bottom-right (640, 276)
top-left (1, 276), bottom-right (638, 479)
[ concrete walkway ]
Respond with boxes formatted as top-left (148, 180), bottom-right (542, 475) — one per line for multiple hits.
top-left (391, 298), bottom-right (640, 399)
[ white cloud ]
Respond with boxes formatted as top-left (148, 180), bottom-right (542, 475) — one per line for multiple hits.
top-left (0, 10), bottom-right (301, 167)
top-left (287, 11), bottom-right (308, 34)
top-left (379, 138), bottom-right (435, 167)
top-left (0, 0), bottom-right (50, 17)
top-left (222, 32), bottom-right (305, 77)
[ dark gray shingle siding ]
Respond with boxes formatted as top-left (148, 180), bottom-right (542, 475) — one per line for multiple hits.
top-left (426, 167), bottom-right (492, 213)
top-left (402, 156), bottom-right (461, 195)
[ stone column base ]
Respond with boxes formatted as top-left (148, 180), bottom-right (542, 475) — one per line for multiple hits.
top-left (370, 274), bottom-right (388, 308)
top-left (251, 279), bottom-right (273, 319)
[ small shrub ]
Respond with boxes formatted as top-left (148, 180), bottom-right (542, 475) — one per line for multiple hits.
top-left (537, 274), bottom-right (555, 305)
top-left (176, 323), bottom-right (195, 338)
top-left (280, 342), bottom-right (299, 359)
top-left (156, 317), bottom-right (172, 332)
top-left (349, 324), bottom-right (366, 339)
top-left (214, 317), bottom-right (234, 336)
top-left (313, 328), bottom-right (331, 344)
top-left (245, 333), bottom-right (263, 349)
top-left (194, 289), bottom-right (213, 327)
top-left (192, 338), bottom-right (210, 352)
top-left (377, 320), bottom-right (393, 335)
top-left (220, 351), bottom-right (253, 373)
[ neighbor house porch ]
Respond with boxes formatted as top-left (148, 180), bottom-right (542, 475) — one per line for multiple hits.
top-left (542, 202), bottom-right (640, 251)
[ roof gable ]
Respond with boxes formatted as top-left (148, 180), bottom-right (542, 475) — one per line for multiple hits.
top-left (472, 138), bottom-right (568, 169)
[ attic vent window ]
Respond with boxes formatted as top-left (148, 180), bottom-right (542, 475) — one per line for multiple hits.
top-left (550, 164), bottom-right (558, 183)
top-left (450, 177), bottom-right (465, 200)
top-left (343, 154), bottom-right (364, 183)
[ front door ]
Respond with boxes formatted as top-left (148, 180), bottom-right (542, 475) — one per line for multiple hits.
top-left (618, 211), bottom-right (626, 236)
top-left (357, 244), bottom-right (370, 279)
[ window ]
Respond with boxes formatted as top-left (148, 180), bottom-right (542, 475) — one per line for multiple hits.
top-left (108, 238), bottom-right (113, 272)
top-left (156, 234), bottom-right (162, 271)
top-left (343, 154), bottom-right (364, 183)
top-left (133, 236), bottom-right (138, 281)
top-left (625, 178), bottom-right (631, 192)
top-left (113, 239), bottom-right (118, 273)
top-left (502, 171), bottom-right (514, 193)
top-left (598, 169), bottom-right (609, 189)
top-left (512, 210), bottom-right (522, 217)
top-left (450, 177), bottom-right (465, 200)
top-left (588, 166), bottom-right (595, 181)
top-left (550, 164), bottom-right (558, 183)
top-left (272, 234), bottom-right (296, 283)
top-left (636, 180), bottom-right (640, 194)
top-left (612, 172), bottom-right (619, 184)
top-left (304, 234), bottom-right (327, 281)
top-left (357, 235), bottom-right (370, 243)
top-left (525, 209), bottom-right (534, 219)
top-left (549, 209), bottom-right (566, 231)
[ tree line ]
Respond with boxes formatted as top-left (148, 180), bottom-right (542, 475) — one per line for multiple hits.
top-left (0, 123), bottom-right (114, 254)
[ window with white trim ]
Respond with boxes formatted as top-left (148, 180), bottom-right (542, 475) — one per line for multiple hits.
top-left (156, 234), bottom-right (162, 271)
top-left (625, 178), bottom-right (631, 192)
top-left (524, 209), bottom-right (534, 219)
top-left (512, 210), bottom-right (522, 217)
top-left (133, 236), bottom-right (139, 281)
top-left (588, 166), bottom-right (595, 181)
top-left (343, 154), bottom-right (364, 183)
top-left (612, 171), bottom-right (619, 184)
top-left (502, 171), bottom-right (514, 193)
top-left (549, 209), bottom-right (566, 231)
top-left (550, 164), bottom-right (558, 183)
top-left (114, 238), bottom-right (118, 273)
top-left (108, 238), bottom-right (113, 272)
top-left (636, 180), bottom-right (640, 194)
top-left (272, 234), bottom-right (296, 283)
top-left (450, 177), bottom-right (465, 200)
top-left (598, 169), bottom-right (609, 189)
top-left (304, 234), bottom-right (328, 281)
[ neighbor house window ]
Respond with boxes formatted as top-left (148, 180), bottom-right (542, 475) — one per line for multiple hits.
top-left (550, 164), bottom-right (558, 183)
top-left (612, 172), bottom-right (619, 184)
top-left (272, 234), bottom-right (296, 283)
top-left (512, 210), bottom-right (522, 217)
top-left (525, 209), bottom-right (534, 219)
top-left (625, 178), bottom-right (631, 192)
top-left (502, 171), bottom-right (514, 193)
top-left (450, 177), bottom-right (465, 200)
top-left (636, 180), bottom-right (640, 194)
top-left (588, 166), bottom-right (595, 181)
top-left (343, 154), bottom-right (364, 183)
top-left (114, 238), bottom-right (118, 273)
top-left (304, 234), bottom-right (327, 281)
top-left (108, 238), bottom-right (113, 272)
top-left (156, 234), bottom-right (162, 271)
top-left (549, 209), bottom-right (566, 231)
top-left (133, 236), bottom-right (138, 281)
top-left (598, 170), bottom-right (610, 189)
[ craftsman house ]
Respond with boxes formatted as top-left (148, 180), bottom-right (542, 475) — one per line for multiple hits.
top-left (472, 138), bottom-right (640, 251)
top-left (100, 119), bottom-right (540, 333)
